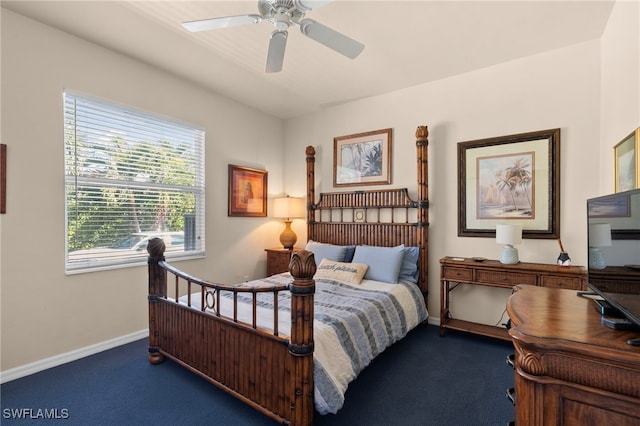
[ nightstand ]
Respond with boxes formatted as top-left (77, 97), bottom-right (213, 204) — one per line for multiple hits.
top-left (265, 248), bottom-right (302, 276)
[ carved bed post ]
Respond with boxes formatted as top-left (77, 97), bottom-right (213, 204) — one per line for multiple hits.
top-left (306, 145), bottom-right (316, 232)
top-left (288, 250), bottom-right (316, 426)
top-left (416, 126), bottom-right (430, 299)
top-left (147, 237), bottom-right (167, 365)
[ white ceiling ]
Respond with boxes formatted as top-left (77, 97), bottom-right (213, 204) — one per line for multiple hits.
top-left (2, 0), bottom-right (615, 119)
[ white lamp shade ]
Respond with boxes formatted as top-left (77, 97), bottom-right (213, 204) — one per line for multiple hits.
top-left (273, 196), bottom-right (304, 219)
top-left (496, 224), bottom-right (522, 246)
top-left (589, 223), bottom-right (612, 247)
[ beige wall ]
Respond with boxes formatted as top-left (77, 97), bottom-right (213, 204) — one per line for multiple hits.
top-left (0, 9), bottom-right (286, 373)
top-left (285, 40), bottom-right (600, 326)
top-left (1, 1), bottom-right (639, 377)
top-left (284, 0), bottom-right (639, 326)
top-left (600, 0), bottom-right (640, 193)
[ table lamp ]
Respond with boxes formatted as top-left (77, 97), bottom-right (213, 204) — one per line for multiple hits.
top-left (273, 195), bottom-right (304, 249)
top-left (588, 223), bottom-right (612, 270)
top-left (496, 224), bottom-right (522, 264)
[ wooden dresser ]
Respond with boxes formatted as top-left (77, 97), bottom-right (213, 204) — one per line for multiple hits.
top-left (507, 285), bottom-right (640, 425)
top-left (440, 257), bottom-right (586, 340)
top-left (588, 266), bottom-right (640, 293)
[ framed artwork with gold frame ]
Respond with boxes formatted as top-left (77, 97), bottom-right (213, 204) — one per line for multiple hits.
top-left (1, 144), bottom-right (6, 214)
top-left (228, 165), bottom-right (268, 217)
top-left (614, 127), bottom-right (640, 192)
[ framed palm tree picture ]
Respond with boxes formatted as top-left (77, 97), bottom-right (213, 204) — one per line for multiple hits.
top-left (614, 127), bottom-right (640, 192)
top-left (333, 128), bottom-right (392, 187)
top-left (458, 128), bottom-right (561, 239)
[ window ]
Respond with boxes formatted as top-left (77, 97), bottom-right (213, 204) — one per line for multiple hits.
top-left (64, 91), bottom-right (205, 273)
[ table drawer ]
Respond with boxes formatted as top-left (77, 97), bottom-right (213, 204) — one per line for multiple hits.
top-left (443, 267), bottom-right (473, 281)
top-left (266, 250), bottom-right (294, 276)
top-left (540, 275), bottom-right (583, 290)
top-left (268, 256), bottom-right (289, 269)
top-left (476, 270), bottom-right (537, 287)
top-left (269, 257), bottom-right (288, 269)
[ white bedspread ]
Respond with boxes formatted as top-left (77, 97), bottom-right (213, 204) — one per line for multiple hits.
top-left (178, 273), bottom-right (428, 415)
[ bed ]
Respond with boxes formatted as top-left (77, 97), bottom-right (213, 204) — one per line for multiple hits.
top-left (146, 125), bottom-right (430, 425)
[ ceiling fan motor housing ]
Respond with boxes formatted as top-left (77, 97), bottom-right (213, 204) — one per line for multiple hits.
top-left (259, 0), bottom-right (305, 27)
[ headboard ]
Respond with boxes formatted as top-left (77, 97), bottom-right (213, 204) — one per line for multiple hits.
top-left (305, 126), bottom-right (430, 298)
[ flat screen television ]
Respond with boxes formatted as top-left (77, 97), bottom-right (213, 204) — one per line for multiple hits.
top-left (587, 188), bottom-right (640, 332)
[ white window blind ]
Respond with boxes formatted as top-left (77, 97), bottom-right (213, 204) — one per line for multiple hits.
top-left (64, 91), bottom-right (205, 273)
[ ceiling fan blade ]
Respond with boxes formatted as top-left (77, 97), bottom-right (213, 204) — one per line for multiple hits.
top-left (182, 14), bottom-right (261, 32)
top-left (293, 0), bottom-right (334, 13)
top-left (266, 30), bottom-right (288, 73)
top-left (299, 19), bottom-right (364, 59)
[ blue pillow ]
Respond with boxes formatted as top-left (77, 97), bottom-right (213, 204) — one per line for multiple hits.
top-left (352, 245), bottom-right (405, 284)
top-left (305, 240), bottom-right (348, 267)
top-left (399, 246), bottom-right (420, 284)
top-left (343, 245), bottom-right (356, 262)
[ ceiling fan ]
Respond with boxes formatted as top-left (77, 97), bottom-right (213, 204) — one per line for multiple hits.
top-left (181, 0), bottom-right (365, 73)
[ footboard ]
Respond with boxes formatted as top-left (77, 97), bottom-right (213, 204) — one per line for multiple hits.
top-left (147, 238), bottom-right (316, 425)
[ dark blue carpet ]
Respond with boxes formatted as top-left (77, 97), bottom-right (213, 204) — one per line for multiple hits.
top-left (1, 325), bottom-right (514, 425)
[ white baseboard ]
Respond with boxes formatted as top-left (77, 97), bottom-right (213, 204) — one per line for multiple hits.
top-left (0, 329), bottom-right (148, 384)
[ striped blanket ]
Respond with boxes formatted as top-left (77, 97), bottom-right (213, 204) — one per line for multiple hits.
top-left (182, 274), bottom-right (428, 415)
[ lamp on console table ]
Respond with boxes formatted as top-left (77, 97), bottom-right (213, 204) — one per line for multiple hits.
top-left (589, 223), bottom-right (612, 270)
top-left (273, 195), bottom-right (304, 249)
top-left (496, 224), bottom-right (522, 264)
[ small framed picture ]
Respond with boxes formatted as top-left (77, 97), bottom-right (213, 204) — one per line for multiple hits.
top-left (228, 165), bottom-right (268, 217)
top-left (614, 127), bottom-right (640, 192)
top-left (333, 128), bottom-right (392, 187)
top-left (1, 144), bottom-right (6, 214)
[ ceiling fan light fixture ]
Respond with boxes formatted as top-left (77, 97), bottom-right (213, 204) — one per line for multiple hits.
top-left (273, 11), bottom-right (291, 30)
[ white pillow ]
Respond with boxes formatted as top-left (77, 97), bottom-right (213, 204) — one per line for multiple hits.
top-left (351, 245), bottom-right (405, 284)
top-left (314, 259), bottom-right (368, 284)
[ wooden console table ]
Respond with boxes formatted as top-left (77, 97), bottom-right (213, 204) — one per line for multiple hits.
top-left (439, 257), bottom-right (586, 340)
top-left (508, 285), bottom-right (640, 425)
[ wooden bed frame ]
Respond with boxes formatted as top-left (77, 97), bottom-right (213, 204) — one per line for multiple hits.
top-left (146, 126), bottom-right (429, 425)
